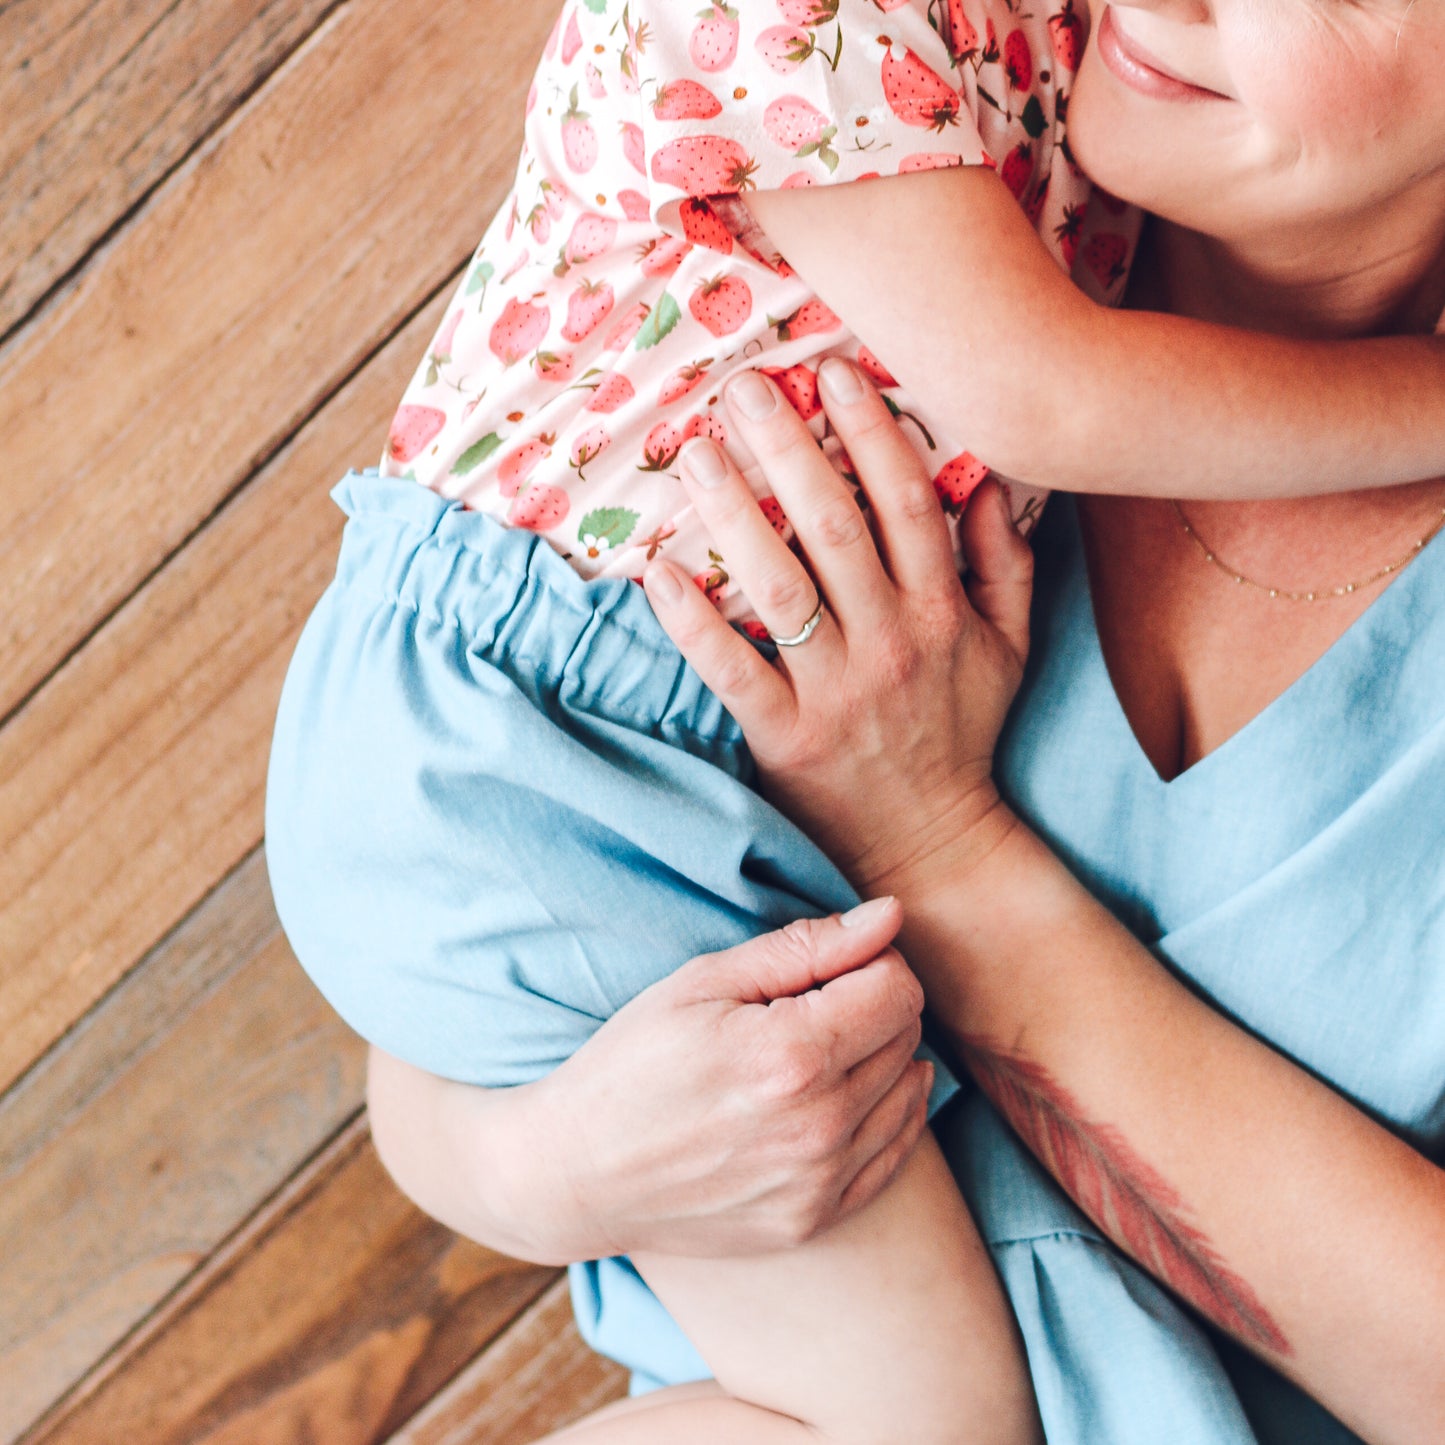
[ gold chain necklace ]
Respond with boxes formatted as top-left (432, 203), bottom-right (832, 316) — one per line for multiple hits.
top-left (1169, 499), bottom-right (1445, 602)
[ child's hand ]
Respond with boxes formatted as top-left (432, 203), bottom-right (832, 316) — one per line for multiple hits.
top-left (538, 897), bottom-right (933, 1259)
top-left (643, 360), bottom-right (1033, 903)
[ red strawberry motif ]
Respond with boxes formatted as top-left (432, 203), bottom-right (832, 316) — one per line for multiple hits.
top-left (690, 4), bottom-right (741, 71)
top-left (509, 483), bottom-right (571, 531)
top-left (775, 0), bottom-right (836, 24)
top-left (585, 62), bottom-right (607, 99)
top-left (560, 86), bottom-right (598, 173)
top-left (604, 300), bottom-right (651, 350)
top-left (617, 188), bottom-right (651, 222)
top-left (897, 152), bottom-right (962, 174)
top-left (694, 553), bottom-right (729, 603)
top-left (684, 411), bottom-right (728, 445)
top-left (386, 404), bottom-right (446, 463)
top-left (562, 279), bottom-right (615, 342)
top-left (489, 297), bottom-right (550, 365)
top-left (564, 212), bottom-right (617, 265)
top-left (761, 364), bottom-right (821, 420)
top-left (771, 299), bottom-right (841, 340)
top-left (880, 47), bottom-right (962, 131)
top-left (587, 372), bottom-right (636, 412)
top-left (498, 433), bottom-right (558, 495)
top-left (1054, 204), bottom-right (1085, 266)
top-left (1023, 177), bottom-right (1049, 225)
top-left (933, 452), bottom-right (991, 514)
top-left (856, 345), bottom-right (898, 388)
top-left (570, 425), bottom-right (610, 479)
top-left (651, 79), bottom-right (723, 121)
top-left (1003, 29), bottom-right (1033, 92)
top-left (690, 275), bottom-right (754, 336)
top-left (533, 349), bottom-right (577, 383)
top-left (756, 25), bottom-right (812, 73)
top-left (659, 360), bottom-right (713, 406)
top-left (763, 95), bottom-right (831, 151)
top-left (758, 496), bottom-right (792, 536)
top-left (652, 135), bottom-right (759, 195)
top-left (999, 142), bottom-right (1033, 201)
top-left (679, 198), bottom-right (735, 255)
top-left (561, 9), bottom-right (584, 64)
top-left (944, 0), bottom-right (978, 61)
top-left (1082, 232), bottom-right (1130, 290)
top-left (640, 421), bottom-right (685, 471)
top-left (431, 308), bottom-right (463, 364)
top-left (1048, 0), bottom-right (1084, 72)
top-left (638, 234), bottom-right (693, 277)
top-left (620, 121), bottom-right (648, 176)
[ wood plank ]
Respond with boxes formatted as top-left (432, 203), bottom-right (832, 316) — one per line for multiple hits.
top-left (25, 1117), bottom-right (559, 1445)
top-left (0, 848), bottom-right (366, 1443)
top-left (388, 1280), bottom-right (629, 1445)
top-left (0, 0), bottom-right (337, 338)
top-left (0, 283), bottom-right (448, 1096)
top-left (0, 0), bottom-right (550, 718)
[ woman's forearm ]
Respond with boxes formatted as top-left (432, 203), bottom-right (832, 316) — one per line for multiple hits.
top-left (889, 815), bottom-right (1445, 1445)
top-left (367, 1046), bottom-right (608, 1266)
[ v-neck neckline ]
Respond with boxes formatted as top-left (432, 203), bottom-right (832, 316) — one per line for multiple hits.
top-left (1055, 494), bottom-right (1445, 794)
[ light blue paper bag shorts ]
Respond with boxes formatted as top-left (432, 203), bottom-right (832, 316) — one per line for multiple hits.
top-left (265, 468), bottom-right (960, 1388)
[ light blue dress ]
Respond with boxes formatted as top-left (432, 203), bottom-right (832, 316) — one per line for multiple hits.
top-left (265, 472), bottom-right (1445, 1442)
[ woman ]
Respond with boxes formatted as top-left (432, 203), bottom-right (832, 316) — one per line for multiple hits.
top-left (336, 0), bottom-right (1445, 1438)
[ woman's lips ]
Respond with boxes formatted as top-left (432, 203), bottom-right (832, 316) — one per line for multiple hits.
top-left (1096, 6), bottom-right (1230, 103)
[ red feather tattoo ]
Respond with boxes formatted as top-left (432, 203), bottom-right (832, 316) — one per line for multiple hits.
top-left (959, 1035), bottom-right (1292, 1357)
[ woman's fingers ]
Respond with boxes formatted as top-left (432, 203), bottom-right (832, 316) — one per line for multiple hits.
top-left (673, 431), bottom-right (842, 661)
top-left (960, 478), bottom-right (1033, 665)
top-left (717, 370), bottom-right (898, 633)
top-left (815, 358), bottom-right (961, 599)
top-left (842, 1016), bottom-right (925, 1120)
top-left (642, 556), bottom-right (794, 740)
top-left (837, 1059), bottom-right (932, 1216)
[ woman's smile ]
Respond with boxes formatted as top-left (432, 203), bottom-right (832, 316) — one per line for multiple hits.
top-left (1095, 5), bottom-right (1231, 105)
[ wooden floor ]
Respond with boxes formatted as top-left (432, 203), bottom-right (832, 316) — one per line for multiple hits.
top-left (0, 2), bottom-right (631, 1439)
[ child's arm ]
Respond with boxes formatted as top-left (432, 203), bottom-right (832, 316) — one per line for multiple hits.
top-left (742, 167), bottom-right (1445, 499)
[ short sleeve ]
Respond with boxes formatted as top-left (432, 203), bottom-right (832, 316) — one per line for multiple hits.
top-left (632, 0), bottom-right (993, 259)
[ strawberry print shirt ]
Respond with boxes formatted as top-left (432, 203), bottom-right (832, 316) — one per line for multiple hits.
top-left (379, 0), bottom-right (1138, 634)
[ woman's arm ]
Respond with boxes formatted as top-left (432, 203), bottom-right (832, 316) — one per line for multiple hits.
top-left (368, 903), bottom-right (936, 1265)
top-left (885, 821), bottom-right (1445, 1445)
top-left (742, 167), bottom-right (1445, 498)
top-left (643, 366), bottom-right (1445, 1445)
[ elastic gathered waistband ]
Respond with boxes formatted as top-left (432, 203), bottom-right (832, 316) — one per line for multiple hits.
top-left (327, 469), bottom-right (750, 775)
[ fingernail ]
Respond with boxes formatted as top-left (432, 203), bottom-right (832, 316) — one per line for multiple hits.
top-left (727, 371), bottom-right (777, 419)
top-left (645, 562), bottom-right (684, 604)
top-left (840, 896), bottom-right (895, 928)
top-left (680, 438), bottom-right (727, 488)
top-left (819, 357), bottom-right (864, 404)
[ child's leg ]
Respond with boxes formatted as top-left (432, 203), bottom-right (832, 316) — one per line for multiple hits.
top-left (540, 1129), bottom-right (1042, 1445)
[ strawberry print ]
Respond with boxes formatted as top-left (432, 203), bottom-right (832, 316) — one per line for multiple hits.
top-left (561, 86), bottom-right (598, 172)
top-left (690, 274), bottom-right (754, 335)
top-left (563, 279), bottom-right (616, 342)
top-left (881, 46), bottom-right (961, 131)
top-left (758, 496), bottom-right (792, 536)
top-left (378, 0), bottom-right (1135, 635)
top-left (761, 363), bottom-right (821, 420)
top-left (387, 404), bottom-right (447, 464)
top-left (933, 451), bottom-right (991, 514)
top-left (690, 4), bottom-right (741, 71)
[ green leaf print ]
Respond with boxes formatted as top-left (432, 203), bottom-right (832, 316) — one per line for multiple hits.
top-left (424, 358), bottom-right (439, 388)
top-left (633, 291), bottom-right (681, 350)
top-left (583, 0), bottom-right (608, 11)
top-left (578, 507), bottom-right (639, 549)
top-left (465, 259), bottom-right (495, 296)
top-left (451, 433), bottom-right (503, 475)
top-left (1020, 94), bottom-right (1047, 139)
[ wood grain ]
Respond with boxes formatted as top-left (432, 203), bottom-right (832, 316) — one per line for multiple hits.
top-left (387, 1279), bottom-right (629, 1445)
top-left (25, 1117), bottom-right (559, 1445)
top-left (0, 0), bottom-right (550, 719)
top-left (0, 0), bottom-right (337, 338)
top-left (0, 284), bottom-right (450, 1097)
top-left (0, 849), bottom-right (366, 1443)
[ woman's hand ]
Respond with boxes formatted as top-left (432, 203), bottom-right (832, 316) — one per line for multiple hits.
top-left (370, 899), bottom-right (935, 1263)
top-left (642, 358), bottom-right (1035, 899)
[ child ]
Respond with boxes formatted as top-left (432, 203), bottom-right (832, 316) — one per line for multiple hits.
top-left (265, 0), bottom-right (1445, 1439)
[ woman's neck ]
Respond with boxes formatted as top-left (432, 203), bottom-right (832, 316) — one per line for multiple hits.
top-left (1137, 216), bottom-right (1445, 341)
